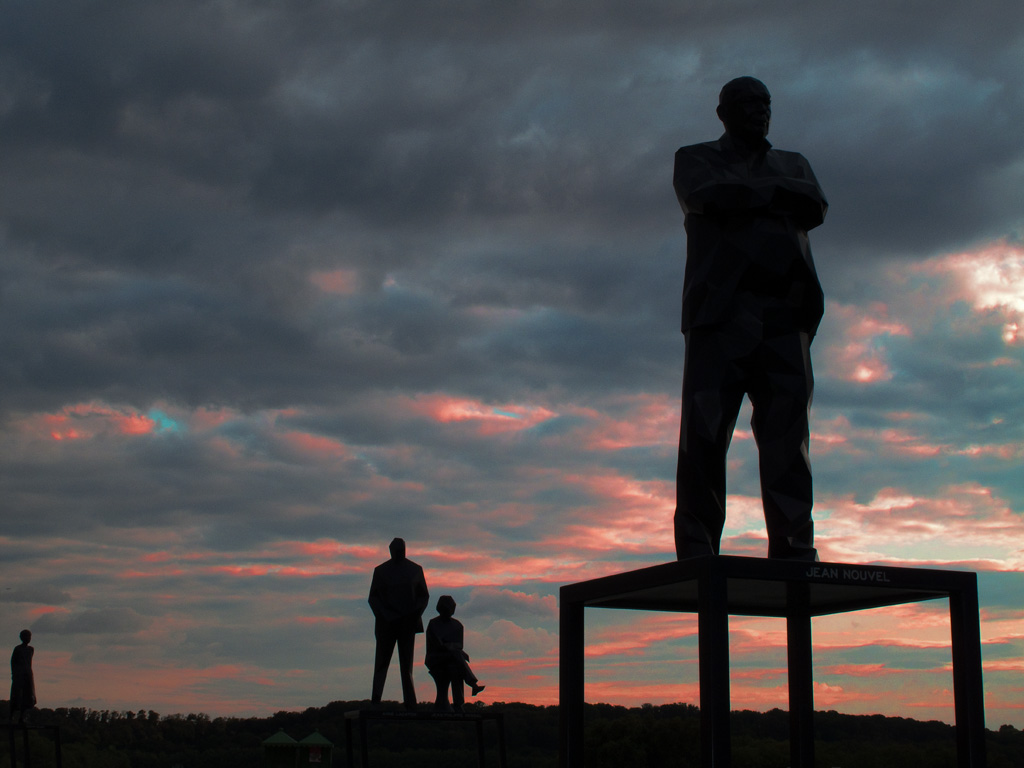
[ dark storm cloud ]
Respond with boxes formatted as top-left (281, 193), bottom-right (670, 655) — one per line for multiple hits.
top-left (5, 1), bottom-right (1021, 245)
top-left (2, 0), bottom-right (1021, 521)
top-left (0, 585), bottom-right (73, 605)
top-left (34, 606), bottom-right (151, 635)
top-left (0, 1), bottom-right (275, 143)
top-left (3, 1), bottom-right (1020, 387)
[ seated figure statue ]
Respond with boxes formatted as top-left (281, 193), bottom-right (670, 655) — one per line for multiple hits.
top-left (424, 595), bottom-right (485, 712)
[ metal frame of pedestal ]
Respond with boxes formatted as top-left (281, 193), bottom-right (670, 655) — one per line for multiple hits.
top-left (344, 709), bottom-right (507, 768)
top-left (559, 555), bottom-right (985, 768)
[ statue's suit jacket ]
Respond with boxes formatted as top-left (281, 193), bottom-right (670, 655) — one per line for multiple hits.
top-left (673, 133), bottom-right (828, 337)
top-left (368, 557), bottom-right (429, 636)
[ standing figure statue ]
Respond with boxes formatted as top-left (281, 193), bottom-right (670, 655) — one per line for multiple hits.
top-left (10, 629), bottom-right (36, 723)
top-left (424, 595), bottom-right (485, 713)
top-left (673, 76), bottom-right (827, 561)
top-left (368, 537), bottom-right (429, 709)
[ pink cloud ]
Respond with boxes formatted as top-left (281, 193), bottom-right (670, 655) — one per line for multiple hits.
top-left (920, 239), bottom-right (1024, 345)
top-left (876, 427), bottom-right (948, 456)
top-left (983, 694), bottom-right (1024, 712)
top-left (810, 414), bottom-right (854, 454)
top-left (286, 540), bottom-right (379, 562)
top-left (188, 405), bottom-right (241, 432)
top-left (585, 614), bottom-right (698, 660)
top-left (27, 605), bottom-right (63, 618)
top-left (807, 411), bottom-right (1020, 462)
top-left (309, 268), bottom-right (359, 295)
top-left (954, 442), bottom-right (1024, 460)
top-left (817, 483), bottom-right (1024, 568)
top-left (141, 551), bottom-right (206, 564)
top-left (404, 465), bottom-right (676, 563)
top-left (822, 302), bottom-right (911, 384)
top-left (205, 564), bottom-right (275, 577)
top-left (407, 393), bottom-right (556, 435)
top-left (477, 619), bottom-right (558, 661)
top-left (117, 540), bottom-right (384, 583)
top-left (819, 662), bottom-right (889, 678)
top-left (15, 402), bottom-right (160, 441)
top-left (278, 430), bottom-right (352, 459)
top-left (714, 494), bottom-right (770, 532)
top-left (565, 394), bottom-right (679, 451)
top-left (731, 667), bottom-right (786, 683)
top-left (728, 623), bottom-right (788, 654)
top-left (831, 302), bottom-right (913, 340)
top-left (428, 551), bottom-right (617, 587)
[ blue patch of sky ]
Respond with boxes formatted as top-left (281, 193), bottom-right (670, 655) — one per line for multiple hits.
top-left (147, 409), bottom-right (183, 433)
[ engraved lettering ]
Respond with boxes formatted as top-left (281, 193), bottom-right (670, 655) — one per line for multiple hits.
top-left (806, 566), bottom-right (839, 579)
top-left (841, 568), bottom-right (892, 582)
top-left (806, 566), bottom-right (892, 582)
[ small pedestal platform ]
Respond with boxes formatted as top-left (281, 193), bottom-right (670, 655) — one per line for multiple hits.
top-left (559, 555), bottom-right (985, 768)
top-left (344, 709), bottom-right (507, 768)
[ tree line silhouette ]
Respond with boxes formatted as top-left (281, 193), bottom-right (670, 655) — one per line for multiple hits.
top-left (3, 699), bottom-right (1023, 767)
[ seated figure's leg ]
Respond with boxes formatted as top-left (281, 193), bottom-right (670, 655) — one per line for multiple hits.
top-left (429, 668), bottom-right (452, 711)
top-left (675, 325), bottom-right (748, 558)
top-left (458, 656), bottom-right (478, 685)
top-left (451, 666), bottom-right (466, 709)
top-left (457, 656), bottom-right (485, 696)
top-left (749, 329), bottom-right (817, 560)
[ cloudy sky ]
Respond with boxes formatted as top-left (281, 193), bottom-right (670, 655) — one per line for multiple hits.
top-left (3, 0), bottom-right (1024, 729)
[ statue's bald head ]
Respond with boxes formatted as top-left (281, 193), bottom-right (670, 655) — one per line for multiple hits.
top-left (716, 77), bottom-right (772, 146)
top-left (719, 77), bottom-right (770, 107)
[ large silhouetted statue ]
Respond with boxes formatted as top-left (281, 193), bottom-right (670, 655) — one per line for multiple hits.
top-left (672, 76), bottom-right (826, 561)
top-left (10, 629), bottom-right (36, 723)
top-left (369, 538), bottom-right (429, 709)
top-left (425, 595), bottom-right (485, 713)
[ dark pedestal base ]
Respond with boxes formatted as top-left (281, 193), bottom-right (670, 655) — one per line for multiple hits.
top-left (559, 555), bottom-right (985, 768)
top-left (344, 709), bottom-right (507, 768)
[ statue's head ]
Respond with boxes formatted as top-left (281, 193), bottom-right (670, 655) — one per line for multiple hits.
top-left (19, 629), bottom-right (31, 644)
top-left (436, 595), bottom-right (456, 617)
top-left (389, 537), bottom-right (406, 559)
top-left (717, 76), bottom-right (771, 145)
